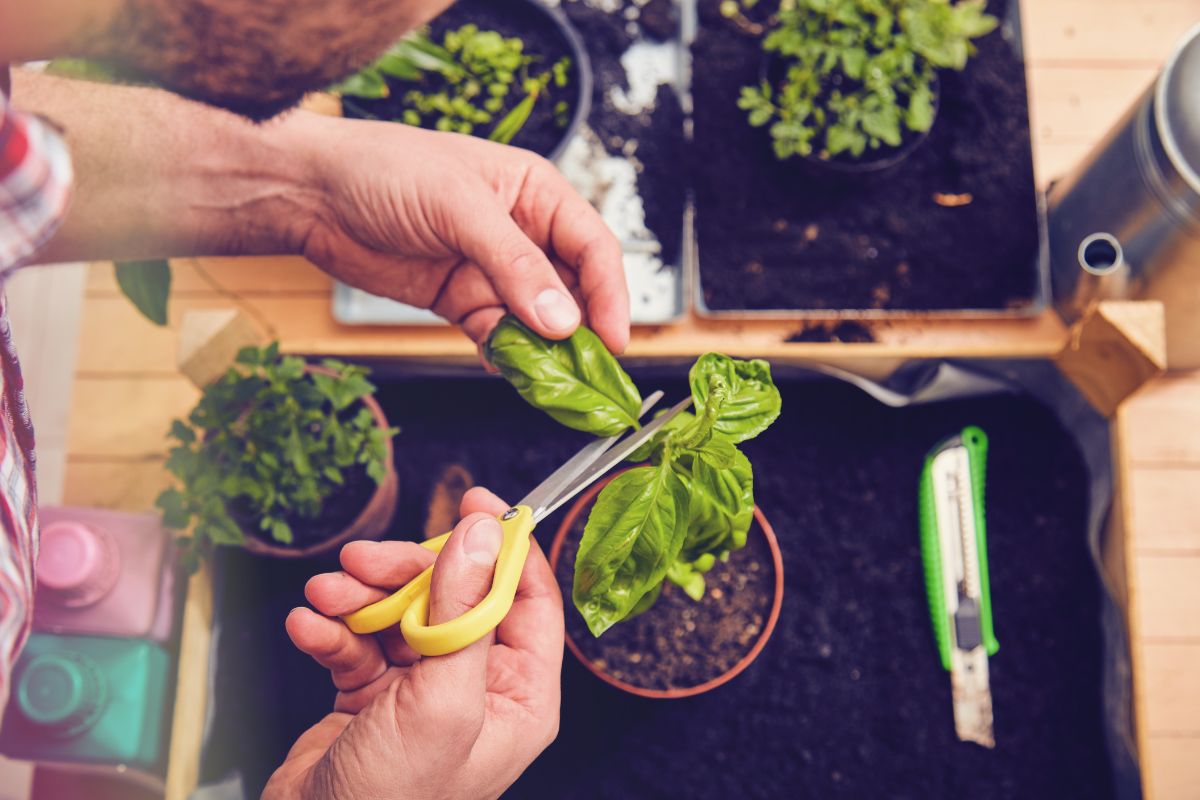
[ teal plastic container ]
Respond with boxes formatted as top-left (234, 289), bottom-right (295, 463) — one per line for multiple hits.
top-left (0, 633), bottom-right (171, 770)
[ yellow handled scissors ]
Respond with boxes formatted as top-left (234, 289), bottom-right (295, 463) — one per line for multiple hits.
top-left (341, 391), bottom-right (693, 656)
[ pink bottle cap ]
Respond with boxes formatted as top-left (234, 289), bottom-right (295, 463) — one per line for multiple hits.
top-left (37, 521), bottom-right (121, 608)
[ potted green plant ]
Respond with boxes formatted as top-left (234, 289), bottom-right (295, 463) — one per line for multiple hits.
top-left (486, 317), bottom-right (785, 695)
top-left (333, 0), bottom-right (591, 160)
top-left (157, 343), bottom-right (398, 566)
top-left (730, 0), bottom-right (997, 170)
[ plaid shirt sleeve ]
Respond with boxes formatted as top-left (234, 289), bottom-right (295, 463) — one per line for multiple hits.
top-left (0, 80), bottom-right (73, 712)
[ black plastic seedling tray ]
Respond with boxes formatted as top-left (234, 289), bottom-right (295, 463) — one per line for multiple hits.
top-left (199, 367), bottom-right (1115, 799)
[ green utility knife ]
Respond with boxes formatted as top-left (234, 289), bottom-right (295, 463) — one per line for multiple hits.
top-left (918, 425), bottom-right (999, 748)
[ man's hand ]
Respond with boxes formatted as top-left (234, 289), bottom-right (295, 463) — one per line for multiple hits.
top-left (265, 487), bottom-right (564, 800)
top-left (283, 114), bottom-right (629, 353)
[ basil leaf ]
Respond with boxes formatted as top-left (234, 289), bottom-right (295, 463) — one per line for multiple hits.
top-left (627, 582), bottom-right (662, 618)
top-left (627, 410), bottom-right (696, 464)
top-left (674, 446), bottom-right (754, 563)
top-left (573, 464), bottom-right (690, 636)
top-left (689, 353), bottom-right (782, 444)
top-left (115, 259), bottom-right (171, 326)
top-left (685, 433), bottom-right (737, 470)
top-left (666, 558), bottom-right (707, 601)
top-left (487, 316), bottom-right (642, 437)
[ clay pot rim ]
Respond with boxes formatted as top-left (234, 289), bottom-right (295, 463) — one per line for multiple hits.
top-left (240, 364), bottom-right (398, 559)
top-left (549, 468), bottom-right (785, 700)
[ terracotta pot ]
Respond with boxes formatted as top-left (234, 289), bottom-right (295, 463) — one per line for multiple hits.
top-left (240, 365), bottom-right (398, 558)
top-left (549, 471), bottom-right (784, 699)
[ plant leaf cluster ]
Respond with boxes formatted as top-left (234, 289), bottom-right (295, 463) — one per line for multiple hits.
top-left (334, 25), bottom-right (572, 143)
top-left (735, 0), bottom-right (997, 160)
top-left (157, 343), bottom-right (395, 571)
top-left (486, 317), bottom-right (781, 637)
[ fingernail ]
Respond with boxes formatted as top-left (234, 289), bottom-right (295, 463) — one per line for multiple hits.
top-left (534, 288), bottom-right (580, 333)
top-left (463, 517), bottom-right (503, 566)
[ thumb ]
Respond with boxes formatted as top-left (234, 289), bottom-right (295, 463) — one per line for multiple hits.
top-left (429, 512), bottom-right (504, 625)
top-left (413, 512), bottom-right (504, 718)
top-left (454, 201), bottom-right (581, 340)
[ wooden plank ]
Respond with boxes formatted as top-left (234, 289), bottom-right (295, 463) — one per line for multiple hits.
top-left (86, 257), bottom-right (330, 297)
top-left (62, 459), bottom-right (168, 512)
top-left (67, 376), bottom-right (197, 459)
top-left (1131, 555), bottom-right (1200, 640)
top-left (1123, 373), bottom-right (1200, 464)
top-left (1023, 0), bottom-right (1200, 66)
top-left (1129, 468), bottom-right (1200, 553)
top-left (1055, 301), bottom-right (1165, 417)
top-left (1144, 736), bottom-right (1200, 800)
top-left (1028, 64), bottom-right (1155, 145)
top-left (164, 565), bottom-right (214, 800)
top-left (1141, 643), bottom-right (1200, 734)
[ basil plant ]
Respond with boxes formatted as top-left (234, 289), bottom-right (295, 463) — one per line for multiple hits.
top-left (487, 317), bottom-right (781, 636)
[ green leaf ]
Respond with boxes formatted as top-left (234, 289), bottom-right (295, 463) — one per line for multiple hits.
top-left (688, 354), bottom-right (782, 444)
top-left (675, 447), bottom-right (755, 562)
top-left (573, 464), bottom-right (690, 636)
top-left (686, 434), bottom-right (737, 470)
top-left (486, 316), bottom-right (642, 437)
top-left (666, 559), bottom-right (707, 601)
top-left (906, 81), bottom-right (936, 132)
top-left (331, 68), bottom-right (389, 98)
top-left (156, 488), bottom-right (190, 530)
top-left (627, 582), bottom-right (662, 618)
top-left (627, 410), bottom-right (695, 464)
top-left (169, 419), bottom-right (196, 444)
top-left (115, 260), bottom-right (171, 326)
top-left (270, 519), bottom-right (294, 545)
top-left (489, 89), bottom-right (538, 144)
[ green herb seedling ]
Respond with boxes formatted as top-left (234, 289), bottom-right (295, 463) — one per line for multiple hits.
top-left (335, 24), bottom-right (572, 144)
top-left (156, 343), bottom-right (395, 571)
top-left (735, 0), bottom-right (997, 160)
top-left (487, 317), bottom-right (781, 637)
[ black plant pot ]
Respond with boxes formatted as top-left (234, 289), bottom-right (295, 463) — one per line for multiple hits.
top-left (341, 0), bottom-right (592, 163)
top-left (757, 52), bottom-right (940, 176)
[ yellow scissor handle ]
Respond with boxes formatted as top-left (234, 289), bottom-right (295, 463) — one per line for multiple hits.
top-left (340, 506), bottom-right (535, 656)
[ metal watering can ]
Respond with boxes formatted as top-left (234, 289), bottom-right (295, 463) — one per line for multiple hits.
top-left (1048, 23), bottom-right (1200, 368)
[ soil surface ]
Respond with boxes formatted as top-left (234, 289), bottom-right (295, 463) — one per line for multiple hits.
top-left (787, 320), bottom-right (876, 343)
top-left (691, 0), bottom-right (1041, 311)
top-left (343, 0), bottom-right (578, 158)
top-left (555, 496), bottom-right (774, 691)
top-left (201, 369), bottom-right (1114, 800)
top-left (561, 0), bottom-right (686, 266)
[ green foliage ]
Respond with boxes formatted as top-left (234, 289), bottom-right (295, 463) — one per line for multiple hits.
top-left (487, 317), bottom-right (781, 636)
top-left (736, 0), bottom-right (997, 160)
top-left (114, 260), bottom-right (171, 326)
top-left (335, 24), bottom-right (572, 143)
top-left (485, 316), bottom-right (643, 437)
top-left (157, 344), bottom-right (396, 569)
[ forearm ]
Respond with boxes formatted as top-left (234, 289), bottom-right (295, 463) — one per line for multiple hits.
top-left (12, 69), bottom-right (322, 264)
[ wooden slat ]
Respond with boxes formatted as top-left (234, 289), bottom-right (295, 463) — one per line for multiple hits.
top-left (1027, 64), bottom-right (1155, 144)
top-left (1129, 468), bottom-right (1200, 553)
top-left (1141, 643), bottom-right (1200, 734)
top-left (1144, 736), bottom-right (1200, 800)
top-left (62, 460), bottom-right (168, 511)
top-left (1023, 0), bottom-right (1200, 66)
top-left (87, 257), bottom-right (331, 296)
top-left (1132, 555), bottom-right (1200, 640)
top-left (67, 376), bottom-right (197, 459)
top-left (1123, 373), bottom-right (1200, 464)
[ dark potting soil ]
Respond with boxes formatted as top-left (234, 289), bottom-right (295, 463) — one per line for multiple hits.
top-left (690, 0), bottom-right (1042, 312)
top-left (343, 0), bottom-right (577, 159)
top-left (787, 320), bottom-right (876, 343)
top-left (200, 369), bottom-right (1113, 799)
top-left (555, 500), bottom-right (774, 691)
top-left (561, 0), bottom-right (686, 267)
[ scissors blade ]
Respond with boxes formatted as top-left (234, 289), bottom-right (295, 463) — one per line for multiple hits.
top-left (519, 390), bottom-right (664, 518)
top-left (529, 395), bottom-right (693, 523)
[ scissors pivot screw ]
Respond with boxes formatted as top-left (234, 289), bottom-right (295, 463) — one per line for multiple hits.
top-left (502, 507), bottom-right (520, 521)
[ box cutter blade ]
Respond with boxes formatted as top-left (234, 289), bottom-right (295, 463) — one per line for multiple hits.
top-left (919, 426), bottom-right (999, 748)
